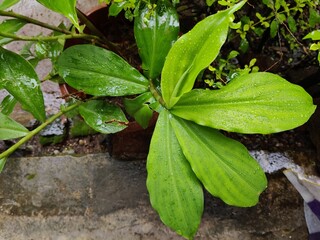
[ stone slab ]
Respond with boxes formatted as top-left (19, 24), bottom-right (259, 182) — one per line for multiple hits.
top-left (0, 153), bottom-right (311, 239)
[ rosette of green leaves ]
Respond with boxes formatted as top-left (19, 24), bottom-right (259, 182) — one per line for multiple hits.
top-left (55, 1), bottom-right (316, 238)
top-left (148, 1), bottom-right (315, 239)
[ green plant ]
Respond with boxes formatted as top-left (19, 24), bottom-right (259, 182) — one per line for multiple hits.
top-left (304, 29), bottom-right (320, 63)
top-left (100, 0), bottom-right (180, 20)
top-left (203, 50), bottom-right (259, 89)
top-left (209, 0), bottom-right (320, 53)
top-left (0, 0), bottom-right (317, 239)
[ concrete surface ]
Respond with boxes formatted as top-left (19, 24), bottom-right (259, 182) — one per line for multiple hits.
top-left (0, 152), bottom-right (314, 240)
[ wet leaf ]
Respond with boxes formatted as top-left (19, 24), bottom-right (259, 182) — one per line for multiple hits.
top-left (0, 19), bottom-right (26, 45)
top-left (206, 0), bottom-right (216, 6)
top-left (108, 1), bottom-right (126, 16)
top-left (270, 19), bottom-right (279, 38)
top-left (57, 45), bottom-right (149, 96)
top-left (79, 100), bottom-right (128, 134)
top-left (0, 112), bottom-right (29, 140)
top-left (309, 8), bottom-right (320, 28)
top-left (170, 115), bottom-right (267, 206)
top-left (161, 1), bottom-right (246, 108)
top-left (123, 92), bottom-right (155, 129)
top-left (147, 110), bottom-right (203, 239)
top-left (287, 16), bottom-right (297, 33)
top-left (0, 0), bottom-right (20, 10)
top-left (304, 30), bottom-right (320, 41)
top-left (171, 72), bottom-right (316, 134)
top-left (134, 0), bottom-right (179, 79)
top-left (0, 94), bottom-right (17, 115)
top-left (0, 47), bottom-right (46, 122)
top-left (36, 0), bottom-right (80, 31)
top-left (239, 37), bottom-right (249, 53)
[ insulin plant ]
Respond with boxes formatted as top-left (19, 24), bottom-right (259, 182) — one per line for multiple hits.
top-left (0, 0), bottom-right (317, 238)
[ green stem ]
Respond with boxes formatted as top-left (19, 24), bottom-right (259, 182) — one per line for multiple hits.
top-left (0, 10), bottom-right (72, 34)
top-left (0, 100), bottom-right (83, 160)
top-left (149, 80), bottom-right (166, 108)
top-left (0, 31), bottom-right (101, 42)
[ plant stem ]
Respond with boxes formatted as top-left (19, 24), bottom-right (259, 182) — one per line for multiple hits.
top-left (0, 31), bottom-right (101, 42)
top-left (149, 80), bottom-right (166, 108)
top-left (0, 100), bottom-right (83, 160)
top-left (0, 10), bottom-right (72, 34)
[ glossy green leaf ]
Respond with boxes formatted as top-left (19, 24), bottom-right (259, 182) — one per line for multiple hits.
top-left (108, 1), bottom-right (126, 16)
top-left (310, 43), bottom-right (320, 51)
top-left (57, 45), bottom-right (149, 96)
top-left (239, 37), bottom-right (249, 53)
top-left (161, 1), bottom-right (246, 108)
top-left (36, 0), bottom-right (80, 30)
top-left (0, 94), bottom-right (17, 115)
top-left (206, 0), bottom-right (216, 6)
top-left (287, 16), bottom-right (297, 33)
top-left (0, 157), bottom-right (7, 173)
top-left (0, 19), bottom-right (26, 45)
top-left (147, 110), bottom-right (203, 239)
top-left (123, 92), bottom-right (154, 129)
top-left (134, 1), bottom-right (179, 79)
top-left (304, 30), bottom-right (320, 41)
top-left (0, 0), bottom-right (20, 10)
top-left (0, 112), bottom-right (29, 140)
top-left (170, 115), bottom-right (267, 206)
top-left (0, 47), bottom-right (46, 122)
top-left (270, 19), bottom-right (278, 38)
top-left (79, 100), bottom-right (128, 134)
top-left (309, 8), bottom-right (320, 28)
top-left (171, 72), bottom-right (316, 134)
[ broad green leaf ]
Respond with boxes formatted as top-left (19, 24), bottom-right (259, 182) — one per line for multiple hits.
top-left (171, 72), bottom-right (316, 134)
top-left (147, 110), bottom-right (203, 239)
top-left (0, 19), bottom-right (26, 45)
top-left (309, 8), bottom-right (320, 28)
top-left (0, 0), bottom-right (20, 10)
top-left (0, 47), bottom-right (46, 122)
top-left (57, 45), bottom-right (149, 96)
top-left (0, 157), bottom-right (7, 173)
top-left (206, 0), bottom-right (216, 6)
top-left (36, 0), bottom-right (80, 31)
top-left (79, 100), bottom-right (128, 134)
top-left (123, 92), bottom-right (154, 129)
top-left (134, 0), bottom-right (179, 79)
top-left (304, 30), bottom-right (320, 41)
top-left (161, 1), bottom-right (246, 108)
top-left (0, 112), bottom-right (29, 140)
top-left (0, 94), bottom-right (17, 115)
top-left (108, 1), bottom-right (126, 16)
top-left (170, 115), bottom-right (267, 206)
top-left (310, 43), bottom-right (320, 51)
top-left (287, 16), bottom-right (297, 33)
top-left (239, 37), bottom-right (249, 53)
top-left (270, 19), bottom-right (279, 38)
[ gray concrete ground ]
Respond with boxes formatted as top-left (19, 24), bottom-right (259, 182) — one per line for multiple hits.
top-left (0, 152), bottom-right (314, 239)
